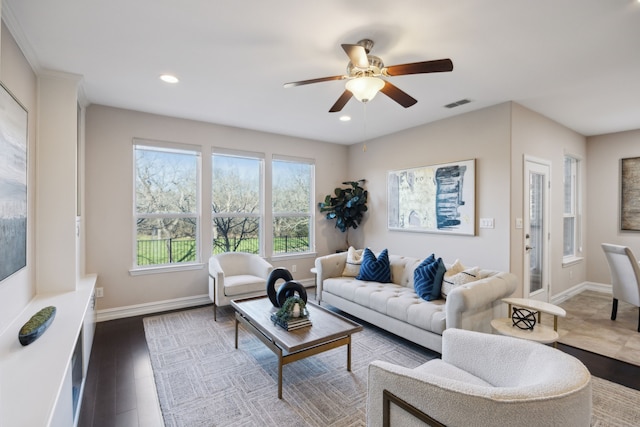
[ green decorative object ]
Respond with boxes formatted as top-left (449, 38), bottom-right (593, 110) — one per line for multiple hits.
top-left (19, 306), bottom-right (56, 346)
top-left (318, 179), bottom-right (368, 233)
top-left (274, 296), bottom-right (308, 322)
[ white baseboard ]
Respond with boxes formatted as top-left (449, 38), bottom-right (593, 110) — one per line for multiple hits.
top-left (96, 278), bottom-right (316, 322)
top-left (551, 281), bottom-right (612, 305)
top-left (96, 294), bottom-right (212, 322)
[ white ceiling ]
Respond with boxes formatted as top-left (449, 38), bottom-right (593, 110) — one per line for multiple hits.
top-left (3, 0), bottom-right (640, 145)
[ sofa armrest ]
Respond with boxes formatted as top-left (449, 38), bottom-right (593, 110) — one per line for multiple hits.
top-left (314, 252), bottom-right (348, 302)
top-left (445, 272), bottom-right (517, 329)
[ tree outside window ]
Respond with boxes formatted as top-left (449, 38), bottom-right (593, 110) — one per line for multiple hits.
top-left (134, 144), bottom-right (200, 266)
top-left (212, 153), bottom-right (263, 254)
top-left (272, 158), bottom-right (314, 255)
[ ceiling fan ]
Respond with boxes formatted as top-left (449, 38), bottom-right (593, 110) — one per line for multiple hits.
top-left (284, 39), bottom-right (453, 113)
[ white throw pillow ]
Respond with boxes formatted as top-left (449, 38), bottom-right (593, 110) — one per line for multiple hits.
top-left (446, 259), bottom-right (465, 277)
top-left (442, 265), bottom-right (480, 299)
top-left (342, 247), bottom-right (364, 277)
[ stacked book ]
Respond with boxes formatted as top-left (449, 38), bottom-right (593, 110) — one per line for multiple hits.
top-left (270, 313), bottom-right (312, 331)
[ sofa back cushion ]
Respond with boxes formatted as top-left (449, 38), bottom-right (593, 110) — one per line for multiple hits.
top-left (388, 255), bottom-right (422, 287)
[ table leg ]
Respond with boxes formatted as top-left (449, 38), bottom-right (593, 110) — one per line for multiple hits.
top-left (278, 351), bottom-right (283, 399)
top-left (235, 316), bottom-right (239, 349)
top-left (347, 337), bottom-right (352, 371)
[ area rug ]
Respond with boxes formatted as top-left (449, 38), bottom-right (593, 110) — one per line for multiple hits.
top-left (541, 290), bottom-right (640, 367)
top-left (144, 305), bottom-right (640, 427)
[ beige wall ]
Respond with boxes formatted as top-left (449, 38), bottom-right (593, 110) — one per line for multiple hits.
top-left (586, 129), bottom-right (640, 284)
top-left (85, 105), bottom-right (348, 310)
top-left (0, 22), bottom-right (37, 333)
top-left (510, 103), bottom-right (587, 298)
top-left (346, 103), bottom-right (513, 272)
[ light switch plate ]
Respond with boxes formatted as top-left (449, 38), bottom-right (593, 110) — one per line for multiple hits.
top-left (479, 218), bottom-right (495, 229)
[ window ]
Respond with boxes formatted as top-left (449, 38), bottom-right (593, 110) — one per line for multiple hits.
top-left (563, 155), bottom-right (581, 260)
top-left (272, 157), bottom-right (314, 255)
top-left (212, 152), bottom-right (263, 254)
top-left (134, 142), bottom-right (200, 267)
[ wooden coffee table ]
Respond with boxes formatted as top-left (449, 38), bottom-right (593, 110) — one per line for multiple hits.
top-left (231, 296), bottom-right (363, 399)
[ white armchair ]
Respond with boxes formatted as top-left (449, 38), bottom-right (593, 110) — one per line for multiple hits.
top-left (602, 243), bottom-right (640, 332)
top-left (208, 253), bottom-right (273, 320)
top-left (367, 329), bottom-right (592, 427)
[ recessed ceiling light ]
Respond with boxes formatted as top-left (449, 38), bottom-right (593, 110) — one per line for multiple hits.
top-left (339, 115), bottom-right (351, 122)
top-left (160, 74), bottom-right (179, 84)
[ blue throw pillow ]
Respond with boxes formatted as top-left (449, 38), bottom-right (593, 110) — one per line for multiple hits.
top-left (356, 248), bottom-right (392, 283)
top-left (414, 254), bottom-right (446, 301)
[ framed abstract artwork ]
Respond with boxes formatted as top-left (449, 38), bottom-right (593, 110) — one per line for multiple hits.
top-left (0, 82), bottom-right (28, 283)
top-left (388, 159), bottom-right (475, 235)
top-left (621, 157), bottom-right (640, 231)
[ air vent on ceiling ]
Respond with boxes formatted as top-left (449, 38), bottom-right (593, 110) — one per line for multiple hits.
top-left (444, 99), bottom-right (471, 109)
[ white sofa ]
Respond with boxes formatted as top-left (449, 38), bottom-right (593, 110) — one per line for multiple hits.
top-left (314, 251), bottom-right (517, 353)
top-left (367, 328), bottom-right (592, 427)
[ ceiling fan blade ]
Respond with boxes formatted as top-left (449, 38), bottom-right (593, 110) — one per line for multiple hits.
top-left (380, 81), bottom-right (418, 108)
top-left (329, 90), bottom-right (353, 113)
top-left (341, 44), bottom-right (369, 69)
top-left (284, 75), bottom-right (346, 88)
top-left (384, 58), bottom-right (453, 76)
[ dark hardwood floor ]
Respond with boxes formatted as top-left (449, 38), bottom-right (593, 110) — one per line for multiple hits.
top-left (78, 307), bottom-right (640, 427)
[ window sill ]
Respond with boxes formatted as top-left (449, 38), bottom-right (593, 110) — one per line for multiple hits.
top-left (129, 263), bottom-right (205, 276)
top-left (562, 256), bottom-right (584, 267)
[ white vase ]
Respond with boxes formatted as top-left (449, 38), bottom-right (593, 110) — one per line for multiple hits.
top-left (292, 303), bottom-right (300, 318)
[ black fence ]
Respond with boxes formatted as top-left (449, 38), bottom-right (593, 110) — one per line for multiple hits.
top-left (137, 236), bottom-right (310, 265)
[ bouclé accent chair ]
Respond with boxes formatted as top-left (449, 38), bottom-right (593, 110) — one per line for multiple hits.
top-left (367, 328), bottom-right (592, 427)
top-left (208, 253), bottom-right (273, 320)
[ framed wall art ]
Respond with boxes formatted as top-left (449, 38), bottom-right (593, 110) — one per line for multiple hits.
top-left (621, 157), bottom-right (640, 231)
top-left (388, 159), bottom-right (475, 235)
top-left (0, 82), bottom-right (28, 283)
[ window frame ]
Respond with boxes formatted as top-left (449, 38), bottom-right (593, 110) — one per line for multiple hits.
top-left (211, 149), bottom-right (265, 256)
top-left (271, 155), bottom-right (316, 258)
top-left (131, 139), bottom-right (202, 273)
top-left (562, 154), bottom-right (582, 265)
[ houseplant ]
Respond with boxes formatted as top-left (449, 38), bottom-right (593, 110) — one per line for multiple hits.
top-left (318, 179), bottom-right (368, 247)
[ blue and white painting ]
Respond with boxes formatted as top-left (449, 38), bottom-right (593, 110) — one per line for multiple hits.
top-left (388, 159), bottom-right (475, 235)
top-left (0, 83), bottom-right (28, 282)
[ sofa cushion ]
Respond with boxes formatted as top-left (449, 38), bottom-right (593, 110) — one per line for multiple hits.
top-left (342, 246), bottom-right (364, 277)
top-left (322, 278), bottom-right (447, 335)
top-left (223, 275), bottom-right (267, 297)
top-left (357, 248), bottom-right (391, 283)
top-left (414, 254), bottom-right (446, 301)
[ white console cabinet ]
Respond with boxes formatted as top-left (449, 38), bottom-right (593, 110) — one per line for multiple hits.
top-left (0, 275), bottom-right (97, 427)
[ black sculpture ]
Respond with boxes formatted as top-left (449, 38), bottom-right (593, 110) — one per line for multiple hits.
top-left (266, 267), bottom-right (307, 307)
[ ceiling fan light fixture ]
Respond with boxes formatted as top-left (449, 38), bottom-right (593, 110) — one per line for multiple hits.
top-left (345, 76), bottom-right (385, 103)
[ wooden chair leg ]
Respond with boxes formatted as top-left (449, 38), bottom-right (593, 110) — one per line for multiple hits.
top-left (213, 303), bottom-right (217, 321)
top-left (611, 298), bottom-right (618, 321)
